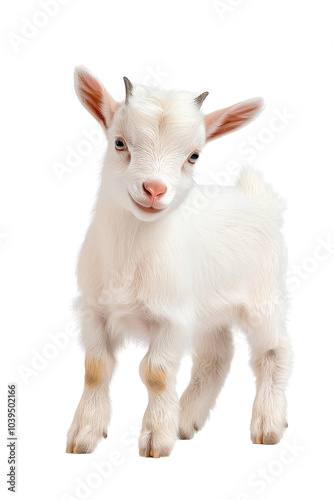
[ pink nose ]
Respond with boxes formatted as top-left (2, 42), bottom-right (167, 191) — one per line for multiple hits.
top-left (143, 182), bottom-right (167, 199)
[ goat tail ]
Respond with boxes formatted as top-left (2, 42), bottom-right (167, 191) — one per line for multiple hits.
top-left (236, 165), bottom-right (286, 223)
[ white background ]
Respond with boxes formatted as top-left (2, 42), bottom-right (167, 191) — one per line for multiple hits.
top-left (1, 0), bottom-right (334, 499)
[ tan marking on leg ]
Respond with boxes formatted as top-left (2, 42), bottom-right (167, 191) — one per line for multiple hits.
top-left (85, 358), bottom-right (104, 389)
top-left (145, 365), bottom-right (167, 394)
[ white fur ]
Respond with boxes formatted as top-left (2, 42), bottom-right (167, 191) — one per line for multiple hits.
top-left (66, 66), bottom-right (292, 457)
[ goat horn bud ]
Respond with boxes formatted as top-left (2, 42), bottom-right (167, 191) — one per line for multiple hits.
top-left (195, 91), bottom-right (209, 108)
top-left (123, 76), bottom-right (133, 103)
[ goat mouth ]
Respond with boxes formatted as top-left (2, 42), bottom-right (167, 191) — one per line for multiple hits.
top-left (129, 194), bottom-right (165, 213)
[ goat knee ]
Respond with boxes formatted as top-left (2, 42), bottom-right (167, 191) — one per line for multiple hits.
top-left (84, 357), bottom-right (105, 389)
top-left (140, 359), bottom-right (167, 394)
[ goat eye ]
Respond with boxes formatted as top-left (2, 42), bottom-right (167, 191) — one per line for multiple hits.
top-left (188, 152), bottom-right (199, 164)
top-left (115, 138), bottom-right (127, 151)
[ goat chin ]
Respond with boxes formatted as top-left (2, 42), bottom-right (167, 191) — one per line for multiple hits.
top-left (66, 67), bottom-right (292, 458)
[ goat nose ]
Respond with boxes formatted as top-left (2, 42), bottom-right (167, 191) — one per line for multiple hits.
top-left (143, 182), bottom-right (167, 198)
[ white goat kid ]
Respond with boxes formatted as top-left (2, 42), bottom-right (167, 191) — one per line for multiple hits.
top-left (66, 66), bottom-right (292, 458)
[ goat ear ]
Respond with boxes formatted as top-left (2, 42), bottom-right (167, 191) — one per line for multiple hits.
top-left (74, 66), bottom-right (119, 131)
top-left (204, 98), bottom-right (264, 142)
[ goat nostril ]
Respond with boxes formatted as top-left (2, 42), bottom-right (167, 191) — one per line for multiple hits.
top-left (143, 183), bottom-right (151, 196)
top-left (143, 182), bottom-right (167, 198)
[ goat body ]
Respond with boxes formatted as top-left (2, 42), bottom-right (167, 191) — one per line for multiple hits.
top-left (66, 67), bottom-right (292, 457)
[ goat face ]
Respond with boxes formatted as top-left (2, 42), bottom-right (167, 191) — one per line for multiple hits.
top-left (103, 86), bottom-right (206, 221)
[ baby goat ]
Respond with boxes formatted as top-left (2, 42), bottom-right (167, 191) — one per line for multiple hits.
top-left (66, 66), bottom-right (292, 458)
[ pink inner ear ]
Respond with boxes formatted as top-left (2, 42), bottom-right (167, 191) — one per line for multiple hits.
top-left (205, 99), bottom-right (263, 141)
top-left (78, 73), bottom-right (108, 128)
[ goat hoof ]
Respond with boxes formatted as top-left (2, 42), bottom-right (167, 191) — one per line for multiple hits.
top-left (251, 416), bottom-right (287, 445)
top-left (138, 430), bottom-right (174, 458)
top-left (178, 422), bottom-right (200, 440)
top-left (66, 425), bottom-right (107, 454)
top-left (251, 431), bottom-right (280, 445)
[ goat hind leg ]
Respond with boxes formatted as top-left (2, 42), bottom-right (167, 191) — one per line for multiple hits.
top-left (248, 317), bottom-right (292, 445)
top-left (178, 327), bottom-right (234, 440)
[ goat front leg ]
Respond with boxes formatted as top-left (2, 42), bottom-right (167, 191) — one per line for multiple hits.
top-left (139, 322), bottom-right (184, 458)
top-left (66, 313), bottom-right (118, 454)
